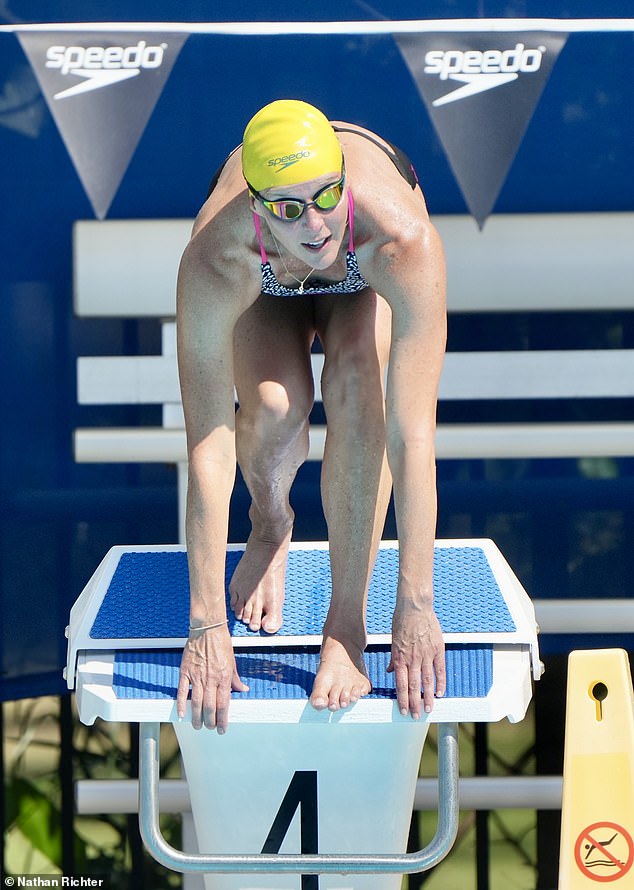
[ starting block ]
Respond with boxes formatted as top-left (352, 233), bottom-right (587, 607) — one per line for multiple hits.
top-left (65, 539), bottom-right (541, 888)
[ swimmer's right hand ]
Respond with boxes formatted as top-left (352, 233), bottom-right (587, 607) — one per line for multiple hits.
top-left (177, 624), bottom-right (249, 733)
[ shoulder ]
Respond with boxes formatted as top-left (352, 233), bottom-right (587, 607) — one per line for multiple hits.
top-left (363, 212), bottom-right (445, 301)
top-left (348, 175), bottom-right (441, 290)
top-left (348, 174), bottom-right (445, 315)
top-left (178, 151), bottom-right (261, 306)
top-left (331, 121), bottom-right (432, 240)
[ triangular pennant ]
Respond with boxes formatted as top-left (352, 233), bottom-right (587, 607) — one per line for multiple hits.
top-left (395, 31), bottom-right (567, 227)
top-left (18, 31), bottom-right (188, 218)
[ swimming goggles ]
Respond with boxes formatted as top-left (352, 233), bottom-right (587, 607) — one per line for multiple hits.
top-left (248, 169), bottom-right (346, 222)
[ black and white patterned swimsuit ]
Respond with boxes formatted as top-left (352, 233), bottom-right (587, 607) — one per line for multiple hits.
top-left (253, 190), bottom-right (370, 298)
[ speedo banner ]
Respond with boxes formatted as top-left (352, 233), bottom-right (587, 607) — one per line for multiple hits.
top-left (395, 31), bottom-right (568, 227)
top-left (18, 31), bottom-right (188, 218)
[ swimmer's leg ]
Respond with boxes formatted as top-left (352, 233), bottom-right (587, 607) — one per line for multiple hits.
top-left (230, 294), bottom-right (316, 632)
top-left (311, 290), bottom-right (393, 709)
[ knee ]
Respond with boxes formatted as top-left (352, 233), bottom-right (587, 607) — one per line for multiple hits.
top-left (238, 380), bottom-right (312, 443)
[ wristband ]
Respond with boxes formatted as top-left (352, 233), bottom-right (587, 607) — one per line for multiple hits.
top-left (189, 619), bottom-right (229, 632)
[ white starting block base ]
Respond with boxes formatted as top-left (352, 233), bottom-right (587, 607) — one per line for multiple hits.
top-left (66, 539), bottom-right (540, 884)
top-left (176, 720), bottom-right (427, 890)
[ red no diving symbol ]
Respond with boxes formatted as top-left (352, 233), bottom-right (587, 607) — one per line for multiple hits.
top-left (575, 822), bottom-right (634, 882)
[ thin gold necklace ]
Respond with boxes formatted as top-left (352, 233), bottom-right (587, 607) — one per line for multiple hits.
top-left (269, 229), bottom-right (315, 294)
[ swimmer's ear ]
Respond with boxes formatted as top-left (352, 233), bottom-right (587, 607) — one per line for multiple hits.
top-left (249, 195), bottom-right (267, 219)
top-left (246, 188), bottom-right (260, 214)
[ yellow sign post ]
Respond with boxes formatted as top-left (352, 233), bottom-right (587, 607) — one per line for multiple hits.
top-left (559, 649), bottom-right (634, 887)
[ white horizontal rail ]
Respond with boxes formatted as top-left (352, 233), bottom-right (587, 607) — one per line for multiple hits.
top-left (73, 421), bottom-right (634, 463)
top-left (3, 19), bottom-right (634, 35)
top-left (73, 426), bottom-right (326, 463)
top-left (436, 212), bottom-right (634, 313)
top-left (534, 599), bottom-right (634, 634)
top-left (436, 422), bottom-right (634, 459)
top-left (78, 355), bottom-right (180, 404)
top-left (442, 350), bottom-right (634, 400)
top-left (75, 775), bottom-right (564, 816)
top-left (74, 219), bottom-right (189, 318)
top-left (77, 349), bottom-right (634, 405)
top-left (72, 214), bottom-right (634, 317)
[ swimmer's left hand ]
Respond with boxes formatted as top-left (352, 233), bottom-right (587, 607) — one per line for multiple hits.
top-left (387, 599), bottom-right (446, 718)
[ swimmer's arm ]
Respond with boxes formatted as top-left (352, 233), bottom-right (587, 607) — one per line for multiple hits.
top-left (175, 247), bottom-right (250, 731)
top-left (376, 219), bottom-right (447, 716)
top-left (176, 250), bottom-right (240, 622)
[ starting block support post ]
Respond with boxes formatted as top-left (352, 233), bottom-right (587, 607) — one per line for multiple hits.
top-left (66, 539), bottom-right (540, 887)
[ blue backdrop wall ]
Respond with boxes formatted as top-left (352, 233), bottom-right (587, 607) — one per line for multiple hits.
top-left (1, 0), bottom-right (633, 698)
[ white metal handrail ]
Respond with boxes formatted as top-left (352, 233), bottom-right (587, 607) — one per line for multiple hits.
top-left (138, 721), bottom-right (460, 875)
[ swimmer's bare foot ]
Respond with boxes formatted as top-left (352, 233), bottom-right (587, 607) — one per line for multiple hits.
top-left (228, 530), bottom-right (291, 633)
top-left (310, 635), bottom-right (371, 712)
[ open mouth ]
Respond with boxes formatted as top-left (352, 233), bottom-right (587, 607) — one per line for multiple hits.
top-left (302, 236), bottom-right (330, 252)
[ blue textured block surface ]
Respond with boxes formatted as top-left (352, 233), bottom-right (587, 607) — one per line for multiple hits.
top-left (90, 546), bottom-right (515, 640)
top-left (112, 645), bottom-right (493, 701)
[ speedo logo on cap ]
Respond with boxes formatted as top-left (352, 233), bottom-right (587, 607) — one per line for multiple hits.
top-left (267, 150), bottom-right (312, 172)
top-left (424, 42), bottom-right (546, 106)
top-left (45, 40), bottom-right (167, 100)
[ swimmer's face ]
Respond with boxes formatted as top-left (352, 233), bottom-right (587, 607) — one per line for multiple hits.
top-left (252, 171), bottom-right (349, 270)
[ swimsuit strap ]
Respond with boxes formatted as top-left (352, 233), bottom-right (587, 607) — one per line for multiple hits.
top-left (346, 190), bottom-right (355, 252)
top-left (252, 211), bottom-right (268, 263)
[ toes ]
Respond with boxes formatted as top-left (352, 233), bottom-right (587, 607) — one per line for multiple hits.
top-left (247, 603), bottom-right (263, 632)
top-left (311, 680), bottom-right (369, 712)
top-left (261, 608), bottom-right (283, 634)
top-left (310, 681), bottom-right (329, 710)
top-left (240, 600), bottom-right (253, 628)
top-left (328, 685), bottom-right (344, 711)
top-left (231, 597), bottom-right (284, 634)
top-left (311, 696), bottom-right (329, 710)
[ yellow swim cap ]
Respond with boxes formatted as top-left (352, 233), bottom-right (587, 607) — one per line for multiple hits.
top-left (242, 99), bottom-right (343, 192)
